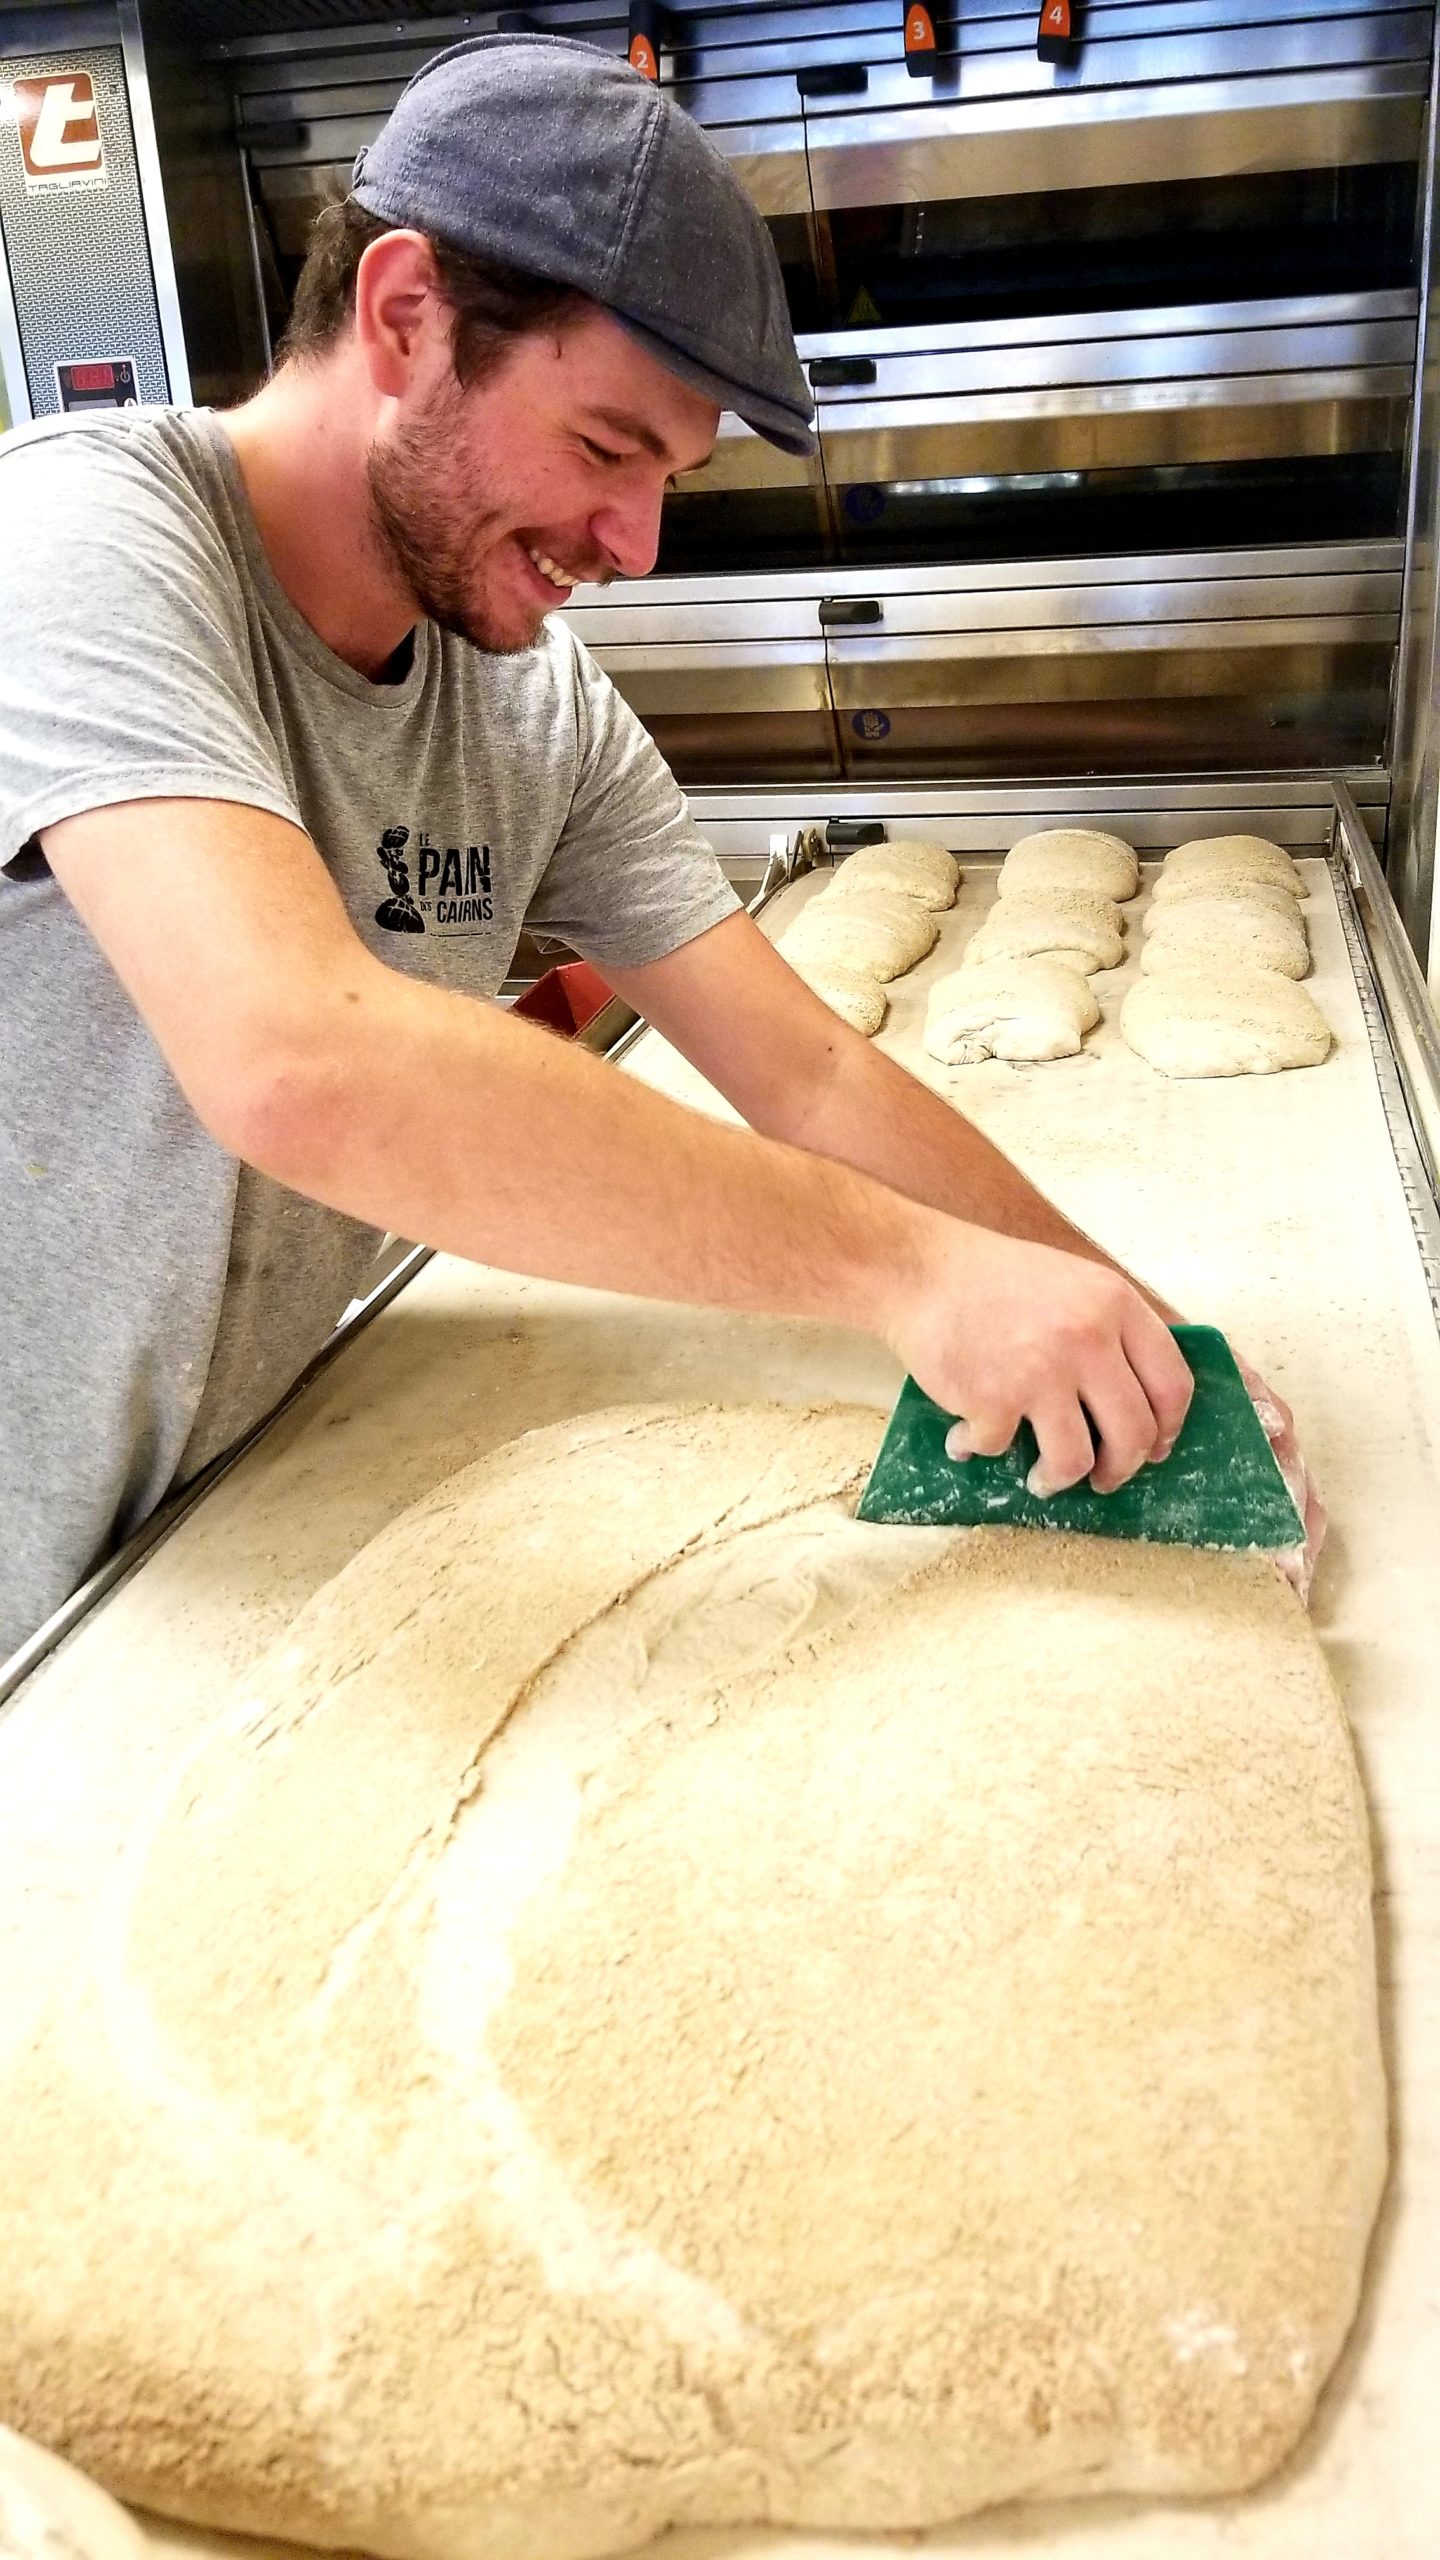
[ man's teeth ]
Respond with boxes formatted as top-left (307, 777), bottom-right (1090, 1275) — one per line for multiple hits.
top-left (526, 546), bottom-right (580, 589)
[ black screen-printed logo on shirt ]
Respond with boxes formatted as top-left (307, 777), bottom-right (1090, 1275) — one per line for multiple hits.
top-left (373, 825), bottom-right (425, 934)
top-left (372, 826), bottom-right (497, 937)
top-left (416, 838), bottom-right (493, 932)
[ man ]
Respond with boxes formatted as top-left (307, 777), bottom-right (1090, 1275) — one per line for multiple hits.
top-left (0, 35), bottom-right (1306, 1663)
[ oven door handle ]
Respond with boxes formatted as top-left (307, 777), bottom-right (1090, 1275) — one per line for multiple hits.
top-left (826, 819), bottom-right (888, 850)
top-left (818, 598), bottom-right (884, 627)
top-left (796, 62), bottom-right (870, 98)
top-left (808, 357), bottom-right (878, 389)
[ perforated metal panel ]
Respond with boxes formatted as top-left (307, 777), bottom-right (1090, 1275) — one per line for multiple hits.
top-left (0, 41), bottom-right (168, 414)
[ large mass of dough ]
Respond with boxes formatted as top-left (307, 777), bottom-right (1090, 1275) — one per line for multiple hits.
top-left (1154, 836), bottom-right (1306, 903)
top-left (967, 889), bottom-right (1125, 973)
top-left (0, 1407), bottom-right (1383, 2560)
top-left (780, 884), bottom-right (937, 981)
top-left (1122, 965), bottom-right (1331, 1075)
top-left (925, 956), bottom-right (1099, 1062)
top-left (1000, 827), bottom-right (1140, 903)
top-left (1141, 899), bottom-right (1310, 981)
top-left (826, 838), bottom-right (960, 910)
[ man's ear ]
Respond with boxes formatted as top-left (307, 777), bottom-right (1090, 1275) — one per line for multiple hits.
top-left (353, 231), bottom-right (450, 398)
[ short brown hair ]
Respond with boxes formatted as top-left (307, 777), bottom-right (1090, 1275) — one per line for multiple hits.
top-left (279, 195), bottom-right (586, 384)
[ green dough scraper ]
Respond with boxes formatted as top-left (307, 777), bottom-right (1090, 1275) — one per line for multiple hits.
top-left (856, 1324), bottom-right (1304, 1550)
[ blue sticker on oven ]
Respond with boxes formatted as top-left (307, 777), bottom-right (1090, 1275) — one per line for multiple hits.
top-left (852, 709), bottom-right (891, 741)
top-left (844, 483), bottom-right (886, 524)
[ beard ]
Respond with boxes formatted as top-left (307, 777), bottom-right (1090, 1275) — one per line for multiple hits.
top-left (366, 374), bottom-right (538, 656)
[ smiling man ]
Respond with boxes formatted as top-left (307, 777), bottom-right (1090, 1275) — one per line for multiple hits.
top-left (2, 32), bottom-right (1275, 1661)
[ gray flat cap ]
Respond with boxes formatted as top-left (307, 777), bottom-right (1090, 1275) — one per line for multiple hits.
top-left (352, 33), bottom-right (816, 457)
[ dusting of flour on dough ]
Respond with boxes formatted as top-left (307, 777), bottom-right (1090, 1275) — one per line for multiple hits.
top-left (0, 1405), bottom-right (1384, 2560)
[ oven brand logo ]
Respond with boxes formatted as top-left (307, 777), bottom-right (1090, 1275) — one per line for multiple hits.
top-left (12, 73), bottom-right (106, 194)
top-left (371, 826), bottom-right (494, 937)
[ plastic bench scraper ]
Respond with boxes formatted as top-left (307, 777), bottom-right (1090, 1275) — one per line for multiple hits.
top-left (856, 1324), bottom-right (1304, 1549)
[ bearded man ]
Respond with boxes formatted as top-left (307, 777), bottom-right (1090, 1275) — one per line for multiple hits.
top-left (7, 32), bottom-right (1308, 1664)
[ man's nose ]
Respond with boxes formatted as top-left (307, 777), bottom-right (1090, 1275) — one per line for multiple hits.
top-left (590, 479), bottom-right (666, 582)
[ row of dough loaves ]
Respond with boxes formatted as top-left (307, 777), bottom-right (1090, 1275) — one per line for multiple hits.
top-left (1120, 835), bottom-right (1332, 1078)
top-left (777, 838), bottom-right (960, 1032)
top-left (926, 830), bottom-right (1137, 1065)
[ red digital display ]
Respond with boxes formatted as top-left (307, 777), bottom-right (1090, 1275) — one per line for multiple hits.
top-left (55, 356), bottom-right (138, 412)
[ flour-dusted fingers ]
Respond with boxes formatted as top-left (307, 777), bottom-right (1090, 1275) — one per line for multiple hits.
top-left (945, 1408), bottom-right (1022, 1462)
top-left (1061, 1351), bottom-right (1166, 1496)
top-left (1023, 1397), bottom-right (1098, 1498)
top-left (888, 1222), bottom-right (1188, 1495)
top-left (1119, 1301), bottom-right (1195, 1462)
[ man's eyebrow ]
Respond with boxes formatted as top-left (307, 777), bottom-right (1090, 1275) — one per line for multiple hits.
top-left (585, 407), bottom-right (715, 475)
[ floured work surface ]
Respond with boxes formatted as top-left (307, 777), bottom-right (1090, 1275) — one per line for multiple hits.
top-left (0, 861), bottom-right (1437, 2560)
top-left (0, 1406), bottom-right (1385, 2560)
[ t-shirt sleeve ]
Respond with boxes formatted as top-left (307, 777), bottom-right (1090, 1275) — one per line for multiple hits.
top-left (0, 423), bottom-right (304, 875)
top-left (523, 628), bottom-right (740, 969)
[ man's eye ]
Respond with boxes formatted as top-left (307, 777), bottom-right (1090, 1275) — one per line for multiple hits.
top-left (581, 438), bottom-right (627, 465)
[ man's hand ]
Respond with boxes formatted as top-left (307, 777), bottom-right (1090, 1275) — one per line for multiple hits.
top-left (1234, 1354), bottom-right (1327, 1601)
top-left (879, 1215), bottom-right (1196, 1498)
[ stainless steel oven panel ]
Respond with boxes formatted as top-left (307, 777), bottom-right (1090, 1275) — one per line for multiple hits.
top-left (238, 68), bottom-right (1421, 211)
top-left (239, 2), bottom-right (1397, 136)
top-left (820, 570), bottom-right (1403, 634)
top-left (576, 540), bottom-right (1403, 613)
top-left (805, 328), bottom-right (1418, 405)
top-left (801, 68), bottom-right (1426, 213)
top-left (677, 292), bottom-right (1417, 490)
top-left (673, 433), bottom-right (821, 493)
top-left (572, 644), bottom-right (832, 719)
top-left (689, 398), bottom-right (1415, 493)
top-left (564, 599), bottom-right (832, 645)
top-left (567, 547), bottom-right (1403, 640)
top-left (674, 3), bottom-right (1434, 127)
top-left (812, 387), bottom-right (1411, 481)
top-left (224, 0), bottom-right (1428, 214)
top-left (824, 636), bottom-right (1393, 716)
top-left (796, 290), bottom-right (1419, 366)
top-left (569, 551), bottom-right (1400, 776)
top-left (241, 41), bottom-right (1422, 164)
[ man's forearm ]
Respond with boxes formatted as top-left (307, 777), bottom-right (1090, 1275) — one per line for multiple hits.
top-left (239, 962), bottom-right (1196, 1498)
top-left (244, 961), bottom-right (925, 1334)
top-left (755, 1028), bottom-right (1179, 1318)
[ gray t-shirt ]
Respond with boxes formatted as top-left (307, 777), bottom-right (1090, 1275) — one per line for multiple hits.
top-left (0, 406), bottom-right (738, 1660)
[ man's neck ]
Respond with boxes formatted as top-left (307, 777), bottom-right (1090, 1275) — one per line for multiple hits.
top-left (219, 361), bottom-right (420, 680)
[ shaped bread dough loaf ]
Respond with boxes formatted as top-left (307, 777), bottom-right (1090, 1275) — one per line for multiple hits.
top-left (784, 948), bottom-right (888, 1035)
top-left (1141, 900), bottom-right (1310, 981)
top-left (925, 957), bottom-right (1099, 1063)
top-left (967, 891), bottom-right (1124, 974)
top-left (781, 885), bottom-right (937, 982)
top-left (778, 890), bottom-right (937, 988)
top-left (0, 1404), bottom-right (1383, 2560)
top-left (828, 838), bottom-right (960, 911)
top-left (1155, 836), bottom-right (1305, 903)
top-left (1122, 964), bottom-right (1330, 1075)
top-left (1141, 876), bottom-right (1300, 927)
top-left (1000, 828), bottom-right (1140, 904)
